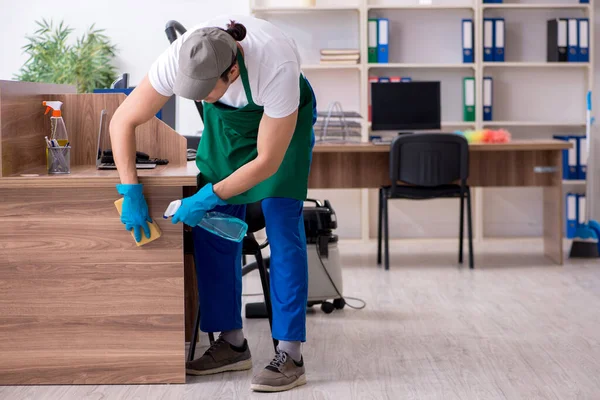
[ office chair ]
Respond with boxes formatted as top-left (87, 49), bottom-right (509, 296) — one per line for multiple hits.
top-left (187, 201), bottom-right (277, 362)
top-left (377, 133), bottom-right (474, 270)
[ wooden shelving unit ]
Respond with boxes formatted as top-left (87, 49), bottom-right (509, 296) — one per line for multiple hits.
top-left (483, 121), bottom-right (586, 127)
top-left (368, 63), bottom-right (476, 69)
top-left (482, 62), bottom-right (591, 68)
top-left (251, 0), bottom-right (594, 139)
top-left (367, 4), bottom-right (474, 10)
top-left (301, 63), bottom-right (363, 70)
top-left (481, 3), bottom-right (591, 9)
top-left (250, 0), bottom-right (594, 241)
top-left (251, 5), bottom-right (360, 12)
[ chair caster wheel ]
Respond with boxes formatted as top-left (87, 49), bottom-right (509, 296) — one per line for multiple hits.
top-left (333, 298), bottom-right (345, 310)
top-left (321, 302), bottom-right (335, 314)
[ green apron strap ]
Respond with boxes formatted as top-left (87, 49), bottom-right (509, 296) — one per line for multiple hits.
top-left (236, 50), bottom-right (255, 106)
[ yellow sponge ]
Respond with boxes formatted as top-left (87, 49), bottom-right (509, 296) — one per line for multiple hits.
top-left (114, 198), bottom-right (162, 246)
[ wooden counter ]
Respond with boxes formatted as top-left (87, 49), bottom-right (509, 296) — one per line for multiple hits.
top-left (0, 82), bottom-right (190, 385)
top-left (312, 140), bottom-right (570, 153)
top-left (1, 162), bottom-right (199, 188)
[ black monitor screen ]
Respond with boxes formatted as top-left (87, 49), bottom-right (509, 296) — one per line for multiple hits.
top-left (371, 81), bottom-right (441, 131)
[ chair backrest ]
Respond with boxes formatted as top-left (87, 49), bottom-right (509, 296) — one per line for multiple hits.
top-left (389, 133), bottom-right (469, 190)
top-left (245, 201), bottom-right (265, 233)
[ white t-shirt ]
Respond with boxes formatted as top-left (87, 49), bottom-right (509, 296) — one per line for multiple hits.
top-left (149, 15), bottom-right (303, 119)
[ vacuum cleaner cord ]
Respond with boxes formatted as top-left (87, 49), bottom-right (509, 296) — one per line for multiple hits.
top-left (315, 235), bottom-right (366, 310)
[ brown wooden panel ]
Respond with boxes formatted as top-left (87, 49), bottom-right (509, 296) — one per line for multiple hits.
top-left (309, 152), bottom-right (389, 188)
top-left (55, 93), bottom-right (187, 167)
top-left (0, 350), bottom-right (182, 385)
top-left (543, 150), bottom-right (564, 264)
top-left (0, 163), bottom-right (199, 188)
top-left (312, 140), bottom-right (571, 153)
top-left (308, 149), bottom-right (562, 188)
top-left (0, 186), bottom-right (185, 384)
top-left (469, 150), bottom-right (554, 187)
top-left (0, 80), bottom-right (76, 177)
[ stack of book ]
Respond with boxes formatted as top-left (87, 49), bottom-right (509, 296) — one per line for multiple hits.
top-left (320, 49), bottom-right (360, 64)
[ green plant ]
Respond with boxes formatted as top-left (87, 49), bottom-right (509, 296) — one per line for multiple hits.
top-left (16, 19), bottom-right (118, 93)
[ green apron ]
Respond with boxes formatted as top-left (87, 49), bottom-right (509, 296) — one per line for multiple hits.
top-left (196, 50), bottom-right (315, 205)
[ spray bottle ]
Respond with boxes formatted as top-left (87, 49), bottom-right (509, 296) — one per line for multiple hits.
top-left (163, 200), bottom-right (248, 242)
top-left (42, 101), bottom-right (69, 146)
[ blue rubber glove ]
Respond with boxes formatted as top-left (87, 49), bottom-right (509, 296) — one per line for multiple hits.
top-left (172, 183), bottom-right (226, 226)
top-left (116, 183), bottom-right (152, 242)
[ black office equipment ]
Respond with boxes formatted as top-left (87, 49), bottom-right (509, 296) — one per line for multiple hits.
top-left (371, 81), bottom-right (441, 132)
top-left (377, 133), bottom-right (474, 270)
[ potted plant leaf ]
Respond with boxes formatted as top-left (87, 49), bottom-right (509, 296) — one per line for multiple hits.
top-left (15, 19), bottom-right (118, 93)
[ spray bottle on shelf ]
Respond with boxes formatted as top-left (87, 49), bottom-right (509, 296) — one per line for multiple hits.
top-left (42, 101), bottom-right (69, 146)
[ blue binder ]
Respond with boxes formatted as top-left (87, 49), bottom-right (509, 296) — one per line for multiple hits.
top-left (401, 77), bottom-right (412, 82)
top-left (377, 18), bottom-right (389, 63)
top-left (483, 19), bottom-right (494, 62)
top-left (577, 136), bottom-right (587, 179)
top-left (568, 19), bottom-right (579, 62)
top-left (462, 19), bottom-right (474, 63)
top-left (483, 76), bottom-right (493, 121)
top-left (378, 77), bottom-right (390, 83)
top-left (566, 193), bottom-right (577, 238)
top-left (577, 193), bottom-right (586, 227)
top-left (578, 18), bottom-right (589, 62)
top-left (493, 18), bottom-right (505, 62)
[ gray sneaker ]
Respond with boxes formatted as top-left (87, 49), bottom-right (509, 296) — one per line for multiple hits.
top-left (250, 351), bottom-right (306, 392)
top-left (186, 336), bottom-right (252, 376)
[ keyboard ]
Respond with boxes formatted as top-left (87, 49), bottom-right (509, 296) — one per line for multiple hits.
top-left (137, 158), bottom-right (168, 165)
top-left (98, 162), bottom-right (156, 170)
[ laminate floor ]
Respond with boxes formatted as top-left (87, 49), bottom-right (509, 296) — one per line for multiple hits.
top-left (2, 240), bottom-right (600, 400)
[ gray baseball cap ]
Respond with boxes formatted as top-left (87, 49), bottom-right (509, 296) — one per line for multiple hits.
top-left (173, 27), bottom-right (238, 100)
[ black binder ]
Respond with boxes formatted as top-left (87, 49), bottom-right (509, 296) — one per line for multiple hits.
top-left (547, 18), bottom-right (568, 62)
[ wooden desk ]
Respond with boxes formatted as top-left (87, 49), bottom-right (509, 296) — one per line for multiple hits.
top-left (309, 140), bottom-right (569, 265)
top-left (0, 82), bottom-right (191, 385)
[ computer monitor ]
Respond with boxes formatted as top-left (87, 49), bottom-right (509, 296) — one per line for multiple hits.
top-left (371, 81), bottom-right (441, 132)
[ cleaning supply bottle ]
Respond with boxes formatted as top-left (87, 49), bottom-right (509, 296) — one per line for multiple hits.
top-left (43, 101), bottom-right (69, 146)
top-left (163, 200), bottom-right (248, 242)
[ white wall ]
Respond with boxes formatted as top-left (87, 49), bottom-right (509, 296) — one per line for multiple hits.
top-left (0, 0), bottom-right (249, 136)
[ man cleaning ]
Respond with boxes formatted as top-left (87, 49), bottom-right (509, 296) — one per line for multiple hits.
top-left (109, 14), bottom-right (316, 393)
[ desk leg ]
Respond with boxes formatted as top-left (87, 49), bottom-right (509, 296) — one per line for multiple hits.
top-left (543, 151), bottom-right (564, 265)
top-left (183, 187), bottom-right (199, 343)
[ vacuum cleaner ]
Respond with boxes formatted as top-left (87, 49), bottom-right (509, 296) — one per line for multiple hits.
top-left (304, 199), bottom-right (345, 313)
